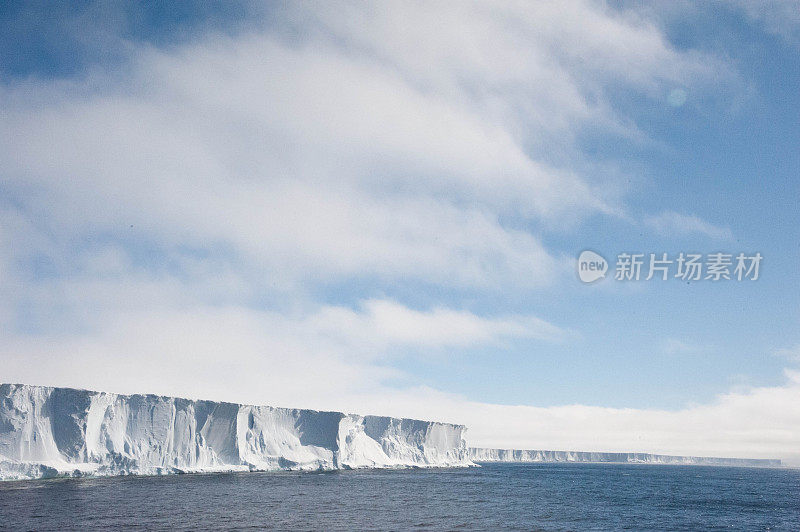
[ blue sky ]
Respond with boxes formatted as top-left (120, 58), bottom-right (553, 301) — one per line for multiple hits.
top-left (1, 1), bottom-right (799, 461)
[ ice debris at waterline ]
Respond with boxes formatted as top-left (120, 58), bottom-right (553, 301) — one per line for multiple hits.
top-left (0, 384), bottom-right (472, 481)
top-left (468, 448), bottom-right (781, 467)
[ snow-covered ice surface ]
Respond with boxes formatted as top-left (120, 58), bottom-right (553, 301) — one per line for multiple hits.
top-left (0, 384), bottom-right (472, 481)
top-left (469, 448), bottom-right (781, 467)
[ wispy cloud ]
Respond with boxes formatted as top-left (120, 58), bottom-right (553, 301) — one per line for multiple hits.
top-left (309, 299), bottom-right (569, 349)
top-left (645, 211), bottom-right (734, 240)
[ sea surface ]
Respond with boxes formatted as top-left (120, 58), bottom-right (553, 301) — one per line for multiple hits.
top-left (0, 463), bottom-right (798, 531)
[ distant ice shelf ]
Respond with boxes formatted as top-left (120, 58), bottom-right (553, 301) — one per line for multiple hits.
top-left (0, 384), bottom-right (472, 481)
top-left (1, 383), bottom-right (781, 482)
top-left (469, 448), bottom-right (781, 467)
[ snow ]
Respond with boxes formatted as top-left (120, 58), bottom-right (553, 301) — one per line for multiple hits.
top-left (0, 384), bottom-right (472, 481)
top-left (468, 448), bottom-right (781, 467)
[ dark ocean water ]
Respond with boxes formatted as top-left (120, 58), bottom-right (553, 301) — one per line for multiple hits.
top-left (1, 463), bottom-right (798, 531)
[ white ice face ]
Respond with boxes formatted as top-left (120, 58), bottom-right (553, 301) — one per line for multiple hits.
top-left (0, 383), bottom-right (472, 481)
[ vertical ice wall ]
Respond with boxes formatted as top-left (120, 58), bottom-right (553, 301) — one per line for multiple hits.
top-left (0, 384), bottom-right (471, 480)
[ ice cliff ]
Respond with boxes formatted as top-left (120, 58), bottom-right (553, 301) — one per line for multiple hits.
top-left (0, 384), bottom-right (471, 481)
top-left (469, 448), bottom-right (781, 467)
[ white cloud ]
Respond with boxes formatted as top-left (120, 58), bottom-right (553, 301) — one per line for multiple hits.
top-left (645, 211), bottom-right (734, 240)
top-left (308, 299), bottom-right (568, 350)
top-left (0, 297), bottom-right (562, 407)
top-left (421, 370), bottom-right (800, 465)
top-left (0, 1), bottom-right (728, 291)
